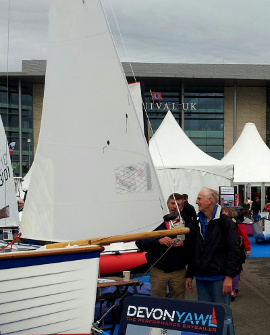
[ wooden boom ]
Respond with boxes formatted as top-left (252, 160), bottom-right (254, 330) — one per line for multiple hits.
top-left (45, 227), bottom-right (190, 249)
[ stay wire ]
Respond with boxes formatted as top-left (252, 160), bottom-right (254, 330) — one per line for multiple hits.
top-left (104, 0), bottom-right (166, 223)
top-left (4, 0), bottom-right (11, 220)
top-left (108, 0), bottom-right (137, 83)
top-left (107, 0), bottom-right (175, 199)
top-left (93, 6), bottom-right (184, 329)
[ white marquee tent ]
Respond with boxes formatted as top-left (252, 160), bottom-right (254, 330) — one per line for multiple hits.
top-left (149, 111), bottom-right (234, 207)
top-left (221, 122), bottom-right (270, 209)
top-left (222, 123), bottom-right (270, 184)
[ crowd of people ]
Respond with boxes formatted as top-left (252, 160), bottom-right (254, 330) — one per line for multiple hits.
top-left (242, 196), bottom-right (269, 220)
top-left (136, 188), bottom-right (255, 306)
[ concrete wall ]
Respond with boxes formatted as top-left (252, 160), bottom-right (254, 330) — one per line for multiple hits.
top-left (224, 86), bottom-right (266, 154)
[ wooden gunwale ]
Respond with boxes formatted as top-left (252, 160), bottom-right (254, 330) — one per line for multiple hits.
top-left (0, 245), bottom-right (104, 259)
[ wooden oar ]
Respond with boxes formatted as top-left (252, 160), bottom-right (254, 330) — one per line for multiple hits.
top-left (45, 227), bottom-right (190, 249)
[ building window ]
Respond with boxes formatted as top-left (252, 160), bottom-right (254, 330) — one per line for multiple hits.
top-left (184, 87), bottom-right (224, 159)
top-left (0, 80), bottom-right (33, 176)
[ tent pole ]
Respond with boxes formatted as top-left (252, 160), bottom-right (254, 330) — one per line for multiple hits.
top-left (261, 182), bottom-right (265, 212)
top-left (247, 183), bottom-right (251, 199)
top-left (235, 185), bottom-right (239, 206)
top-left (233, 82), bottom-right (237, 144)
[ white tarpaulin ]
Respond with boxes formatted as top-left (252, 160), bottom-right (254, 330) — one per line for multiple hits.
top-left (149, 111), bottom-right (234, 207)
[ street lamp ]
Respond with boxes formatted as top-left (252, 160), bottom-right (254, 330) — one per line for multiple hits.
top-left (27, 138), bottom-right (31, 169)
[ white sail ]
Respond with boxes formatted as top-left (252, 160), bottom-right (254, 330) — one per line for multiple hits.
top-left (128, 82), bottom-right (145, 132)
top-left (0, 116), bottom-right (20, 227)
top-left (21, 0), bottom-right (165, 242)
top-left (21, 165), bottom-right (32, 191)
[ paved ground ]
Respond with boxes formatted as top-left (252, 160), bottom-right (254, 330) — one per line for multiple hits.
top-left (230, 258), bottom-right (270, 335)
top-left (186, 257), bottom-right (270, 335)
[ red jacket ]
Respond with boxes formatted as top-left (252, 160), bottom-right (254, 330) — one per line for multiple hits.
top-left (238, 223), bottom-right (251, 252)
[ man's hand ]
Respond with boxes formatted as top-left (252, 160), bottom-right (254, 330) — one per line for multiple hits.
top-left (172, 238), bottom-right (184, 247)
top-left (186, 278), bottom-right (194, 293)
top-left (222, 276), bottom-right (232, 295)
top-left (159, 236), bottom-right (173, 247)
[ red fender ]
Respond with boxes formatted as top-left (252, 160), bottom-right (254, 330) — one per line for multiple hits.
top-left (99, 251), bottom-right (147, 276)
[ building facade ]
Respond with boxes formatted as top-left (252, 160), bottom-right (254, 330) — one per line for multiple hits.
top-left (1, 60), bottom-right (270, 178)
top-left (123, 62), bottom-right (270, 160)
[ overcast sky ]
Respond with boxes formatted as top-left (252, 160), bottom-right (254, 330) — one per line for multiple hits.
top-left (1, 0), bottom-right (270, 71)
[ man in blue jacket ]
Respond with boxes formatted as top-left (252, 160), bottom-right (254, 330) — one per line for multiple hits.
top-left (185, 188), bottom-right (241, 305)
top-left (136, 193), bottom-right (193, 299)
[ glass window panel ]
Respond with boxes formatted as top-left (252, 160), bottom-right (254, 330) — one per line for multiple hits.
top-left (192, 138), bottom-right (207, 146)
top-left (214, 153), bottom-right (223, 159)
top-left (183, 87), bottom-right (224, 158)
top-left (204, 138), bottom-right (223, 145)
top-left (206, 145), bottom-right (224, 151)
top-left (0, 80), bottom-right (33, 175)
top-left (197, 145), bottom-right (207, 151)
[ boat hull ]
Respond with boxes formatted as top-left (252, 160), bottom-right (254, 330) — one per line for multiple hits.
top-left (100, 250), bottom-right (146, 276)
top-left (0, 246), bottom-right (103, 335)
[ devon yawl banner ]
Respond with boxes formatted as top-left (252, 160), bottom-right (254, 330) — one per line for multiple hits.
top-left (119, 296), bottom-right (227, 335)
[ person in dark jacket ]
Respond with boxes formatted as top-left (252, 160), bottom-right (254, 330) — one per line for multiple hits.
top-left (251, 197), bottom-right (261, 221)
top-left (185, 188), bottom-right (241, 305)
top-left (242, 198), bottom-right (250, 218)
top-left (136, 193), bottom-right (194, 299)
top-left (182, 193), bottom-right (197, 228)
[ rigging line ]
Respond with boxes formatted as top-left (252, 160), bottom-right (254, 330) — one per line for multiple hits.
top-left (173, 193), bottom-right (182, 220)
top-left (149, 117), bottom-right (176, 196)
top-left (107, 0), bottom-right (155, 145)
top-left (6, 0), bottom-right (10, 81)
top-left (94, 238), bottom-right (180, 327)
top-left (108, 0), bottom-right (137, 83)
top-left (107, 0), bottom-right (152, 131)
top-left (4, 0), bottom-right (11, 215)
top-left (107, 0), bottom-right (177, 203)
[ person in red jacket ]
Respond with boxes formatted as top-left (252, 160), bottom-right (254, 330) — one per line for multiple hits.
top-left (221, 207), bottom-right (251, 301)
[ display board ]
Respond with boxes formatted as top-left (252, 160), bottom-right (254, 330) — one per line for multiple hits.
top-left (118, 295), bottom-right (235, 335)
top-left (219, 186), bottom-right (235, 207)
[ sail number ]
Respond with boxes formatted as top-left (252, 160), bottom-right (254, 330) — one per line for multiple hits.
top-left (0, 153), bottom-right (7, 171)
top-left (0, 152), bottom-right (10, 187)
top-left (0, 166), bottom-right (10, 186)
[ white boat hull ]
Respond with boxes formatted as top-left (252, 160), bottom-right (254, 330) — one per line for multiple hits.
top-left (0, 246), bottom-right (103, 334)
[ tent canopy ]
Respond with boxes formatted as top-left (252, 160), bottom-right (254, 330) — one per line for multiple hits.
top-left (149, 111), bottom-right (233, 207)
top-left (222, 123), bottom-right (270, 184)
